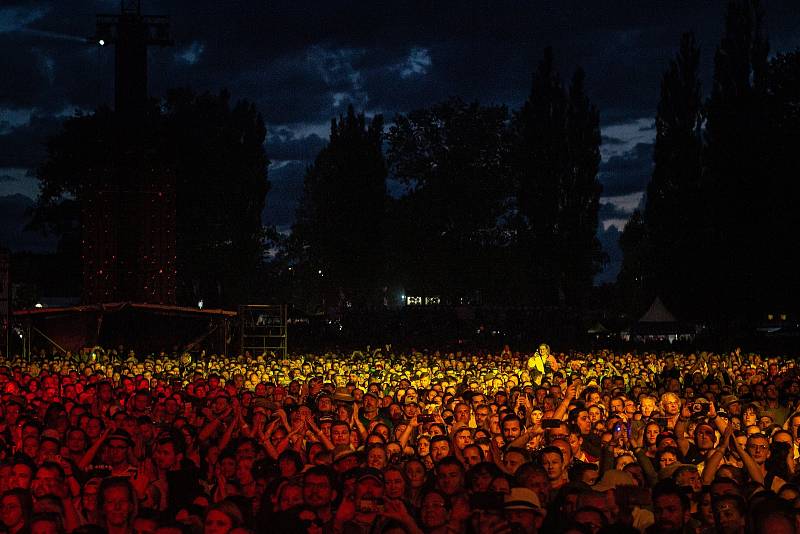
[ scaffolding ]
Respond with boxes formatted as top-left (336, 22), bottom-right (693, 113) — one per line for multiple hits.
top-left (239, 305), bottom-right (287, 358)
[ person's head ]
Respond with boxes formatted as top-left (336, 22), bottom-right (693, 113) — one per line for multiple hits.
top-left (302, 465), bottom-right (336, 510)
top-left (430, 436), bottom-right (451, 463)
top-left (673, 465), bottom-right (702, 494)
top-left (503, 447), bottom-right (529, 475)
top-left (501, 414), bottom-right (522, 442)
top-left (97, 477), bottom-right (137, 530)
top-left (462, 444), bottom-right (484, 468)
top-left (8, 459), bottom-right (34, 490)
top-left (651, 480), bottom-right (690, 533)
top-left (503, 487), bottom-right (546, 534)
top-left (203, 500), bottom-right (243, 534)
top-left (712, 493), bottom-right (747, 533)
top-left (65, 428), bottom-right (88, 454)
top-left (383, 466), bottom-right (408, 500)
top-left (330, 421), bottom-right (350, 447)
top-left (538, 447), bottom-right (564, 484)
top-left (403, 459), bottom-right (427, 489)
top-left (366, 444), bottom-right (387, 470)
top-left (453, 427), bottom-right (473, 450)
top-left (1, 489), bottom-right (33, 531)
top-left (31, 462), bottom-right (65, 499)
top-left (105, 431), bottom-right (133, 467)
top-left (745, 433), bottom-right (771, 465)
top-left (639, 396), bottom-right (656, 416)
top-left (132, 509), bottom-right (160, 534)
top-left (435, 457), bottom-right (465, 496)
top-left (420, 489), bottom-right (450, 530)
top-left (29, 512), bottom-right (64, 534)
top-left (660, 393), bottom-right (680, 416)
top-left (573, 506), bottom-right (608, 534)
top-left (153, 435), bottom-right (185, 472)
top-left (693, 423), bottom-right (717, 451)
top-left (277, 480), bottom-right (304, 511)
top-left (656, 446), bottom-right (680, 470)
top-left (354, 468), bottom-right (385, 510)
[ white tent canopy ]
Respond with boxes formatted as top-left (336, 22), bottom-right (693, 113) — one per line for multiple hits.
top-left (638, 297), bottom-right (677, 323)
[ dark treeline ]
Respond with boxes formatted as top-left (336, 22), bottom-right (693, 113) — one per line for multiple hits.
top-left (618, 0), bottom-right (800, 323)
top-left (26, 0), bottom-right (799, 326)
top-left (288, 46), bottom-right (603, 312)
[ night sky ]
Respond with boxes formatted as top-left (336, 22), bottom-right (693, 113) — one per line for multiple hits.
top-left (2, 1), bottom-right (799, 283)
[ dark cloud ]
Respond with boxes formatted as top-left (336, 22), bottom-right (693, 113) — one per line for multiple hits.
top-left (598, 201), bottom-right (633, 220)
top-left (601, 135), bottom-right (626, 146)
top-left (0, 174), bottom-right (18, 182)
top-left (0, 194), bottom-right (57, 253)
top-left (0, 113), bottom-right (62, 168)
top-left (598, 142), bottom-right (653, 197)
top-left (266, 131), bottom-right (327, 162)
top-left (595, 224), bottom-right (622, 285)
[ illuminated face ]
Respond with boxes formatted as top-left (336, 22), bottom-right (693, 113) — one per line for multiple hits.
top-left (541, 452), bottom-right (563, 482)
top-left (454, 430), bottom-right (473, 450)
top-left (502, 419), bottom-right (521, 442)
top-left (659, 451), bottom-right (678, 469)
top-left (588, 407), bottom-right (602, 422)
top-left (575, 411), bottom-right (591, 435)
top-left (746, 437), bottom-right (770, 464)
top-left (646, 424), bottom-right (661, 445)
top-left (431, 440), bottom-right (450, 462)
top-left (662, 396), bottom-right (680, 416)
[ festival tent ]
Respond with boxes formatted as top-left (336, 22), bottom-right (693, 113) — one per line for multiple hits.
top-left (627, 297), bottom-right (695, 342)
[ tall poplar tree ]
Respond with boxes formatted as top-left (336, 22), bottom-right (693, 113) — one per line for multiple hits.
top-left (703, 0), bottom-right (769, 315)
top-left (514, 48), bottom-right (603, 306)
top-left (292, 105), bottom-right (387, 307)
top-left (643, 32), bottom-right (704, 315)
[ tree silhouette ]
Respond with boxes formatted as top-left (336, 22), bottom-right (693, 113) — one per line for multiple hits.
top-left (703, 0), bottom-right (769, 317)
top-left (761, 51), bottom-right (800, 311)
top-left (513, 48), bottom-right (603, 306)
top-left (34, 90), bottom-right (270, 307)
top-left (163, 89), bottom-right (270, 307)
top-left (292, 105), bottom-right (387, 310)
top-left (561, 68), bottom-right (604, 305)
top-left (625, 33), bottom-right (704, 316)
top-left (386, 98), bottom-right (511, 302)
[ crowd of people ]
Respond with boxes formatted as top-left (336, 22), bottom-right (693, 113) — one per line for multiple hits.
top-left (0, 343), bottom-right (799, 534)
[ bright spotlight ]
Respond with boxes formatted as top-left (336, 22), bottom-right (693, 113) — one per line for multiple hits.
top-left (98, 39), bottom-right (105, 46)
top-left (34, 303), bottom-right (43, 308)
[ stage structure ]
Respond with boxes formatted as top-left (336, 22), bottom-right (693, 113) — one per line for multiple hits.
top-left (84, 0), bottom-right (176, 305)
top-left (13, 302), bottom-right (235, 357)
top-left (239, 305), bottom-right (288, 358)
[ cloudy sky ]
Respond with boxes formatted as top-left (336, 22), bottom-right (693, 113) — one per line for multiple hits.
top-left (2, 1), bottom-right (799, 282)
